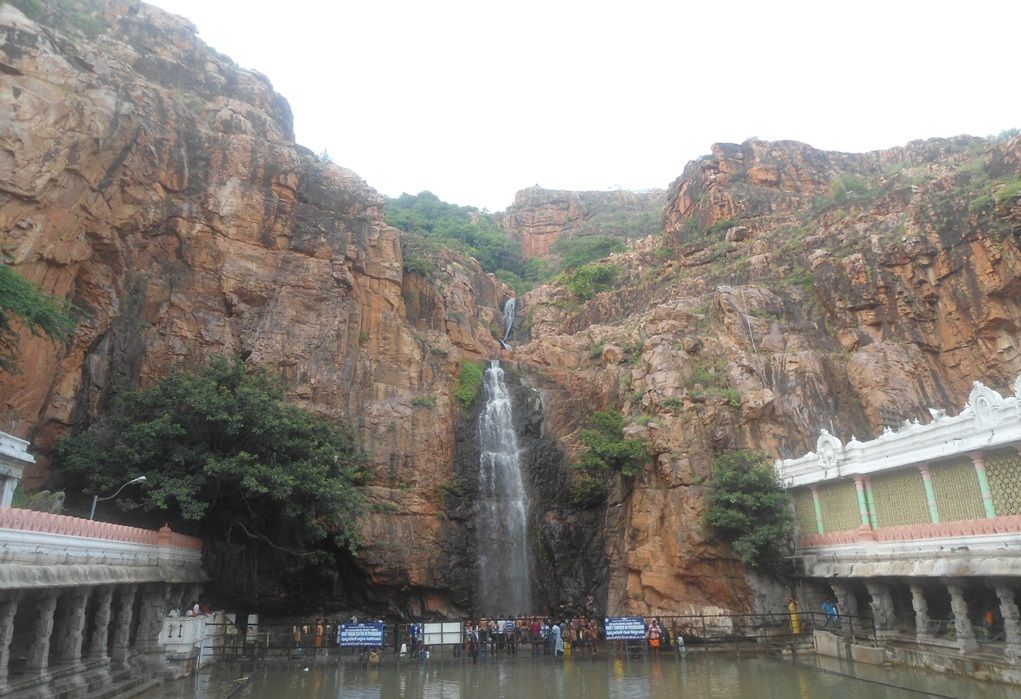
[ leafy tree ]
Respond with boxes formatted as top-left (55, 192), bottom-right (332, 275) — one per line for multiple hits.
top-left (385, 192), bottom-right (525, 279)
top-left (550, 235), bottom-right (625, 271)
top-left (54, 356), bottom-right (366, 592)
top-left (578, 410), bottom-right (650, 478)
top-left (559, 262), bottom-right (620, 300)
top-left (571, 409), bottom-right (650, 506)
top-left (704, 450), bottom-right (793, 575)
top-left (0, 265), bottom-right (75, 371)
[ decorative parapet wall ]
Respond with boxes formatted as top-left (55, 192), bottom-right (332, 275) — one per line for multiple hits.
top-left (0, 507), bottom-right (205, 589)
top-left (776, 372), bottom-right (1021, 488)
top-left (777, 372), bottom-right (1021, 551)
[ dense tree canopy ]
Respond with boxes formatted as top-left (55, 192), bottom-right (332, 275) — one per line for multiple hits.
top-left (384, 192), bottom-right (526, 288)
top-left (550, 235), bottom-right (625, 271)
top-left (571, 409), bottom-right (651, 506)
top-left (0, 265), bottom-right (75, 371)
top-left (704, 450), bottom-right (793, 575)
top-left (54, 356), bottom-right (366, 593)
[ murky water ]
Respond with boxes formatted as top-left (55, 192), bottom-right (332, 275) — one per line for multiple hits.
top-left (143, 654), bottom-right (1021, 698)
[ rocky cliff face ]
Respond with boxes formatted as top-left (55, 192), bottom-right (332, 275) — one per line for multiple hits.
top-left (517, 135), bottom-right (1021, 616)
top-left (3, 0), bottom-right (1020, 622)
top-left (0, 0), bottom-right (511, 615)
top-left (501, 186), bottom-right (664, 258)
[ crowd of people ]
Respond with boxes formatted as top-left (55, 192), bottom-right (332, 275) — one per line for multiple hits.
top-left (401, 617), bottom-right (677, 663)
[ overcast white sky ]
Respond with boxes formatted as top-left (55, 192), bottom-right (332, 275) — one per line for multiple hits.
top-left (148, 0), bottom-right (1019, 211)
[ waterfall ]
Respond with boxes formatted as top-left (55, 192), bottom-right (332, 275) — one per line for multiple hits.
top-left (476, 359), bottom-right (531, 615)
top-left (498, 297), bottom-right (516, 350)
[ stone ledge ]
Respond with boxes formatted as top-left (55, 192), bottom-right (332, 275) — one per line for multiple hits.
top-left (0, 563), bottom-right (207, 590)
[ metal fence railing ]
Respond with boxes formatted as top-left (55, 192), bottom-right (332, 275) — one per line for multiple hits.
top-left (195, 611), bottom-right (878, 664)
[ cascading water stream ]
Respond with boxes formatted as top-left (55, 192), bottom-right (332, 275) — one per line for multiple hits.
top-left (475, 359), bottom-right (531, 616)
top-left (498, 297), bottom-right (516, 350)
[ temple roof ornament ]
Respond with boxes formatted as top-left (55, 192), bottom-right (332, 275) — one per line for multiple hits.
top-left (776, 371), bottom-right (1021, 488)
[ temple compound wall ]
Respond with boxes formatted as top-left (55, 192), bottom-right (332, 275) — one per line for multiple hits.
top-left (0, 434), bottom-right (207, 698)
top-left (778, 372), bottom-right (1021, 683)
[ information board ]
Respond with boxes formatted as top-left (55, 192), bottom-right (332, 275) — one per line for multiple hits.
top-left (423, 622), bottom-right (462, 645)
top-left (339, 623), bottom-right (385, 647)
top-left (604, 616), bottom-right (646, 641)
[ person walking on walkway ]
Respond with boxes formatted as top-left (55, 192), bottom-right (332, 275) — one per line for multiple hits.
top-left (787, 598), bottom-right (801, 636)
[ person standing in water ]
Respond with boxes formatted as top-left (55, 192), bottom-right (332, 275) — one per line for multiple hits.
top-left (787, 597), bottom-right (801, 636)
top-left (552, 621), bottom-right (564, 657)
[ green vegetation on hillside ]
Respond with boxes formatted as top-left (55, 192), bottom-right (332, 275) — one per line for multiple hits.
top-left (550, 235), bottom-right (625, 271)
top-left (571, 409), bottom-right (651, 506)
top-left (0, 265), bottom-right (76, 372)
top-left (705, 450), bottom-right (793, 574)
top-left (54, 356), bottom-right (366, 592)
top-left (385, 192), bottom-right (528, 291)
top-left (454, 360), bottom-right (485, 411)
top-left (559, 262), bottom-right (620, 300)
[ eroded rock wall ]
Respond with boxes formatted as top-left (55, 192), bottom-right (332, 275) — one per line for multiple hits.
top-left (501, 186), bottom-right (664, 258)
top-left (517, 135), bottom-right (1021, 617)
top-left (0, 1), bottom-right (508, 614)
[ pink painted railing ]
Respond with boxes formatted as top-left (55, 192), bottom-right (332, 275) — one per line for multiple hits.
top-left (0, 507), bottom-right (202, 550)
top-left (799, 515), bottom-right (1021, 548)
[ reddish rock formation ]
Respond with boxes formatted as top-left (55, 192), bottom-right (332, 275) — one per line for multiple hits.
top-left (3, 0), bottom-right (1020, 621)
top-left (0, 1), bottom-right (506, 615)
top-left (501, 186), bottom-right (664, 258)
top-left (519, 135), bottom-right (1021, 617)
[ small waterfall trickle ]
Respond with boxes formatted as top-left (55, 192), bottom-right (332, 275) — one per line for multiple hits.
top-left (476, 359), bottom-right (531, 615)
top-left (498, 297), bottom-right (516, 350)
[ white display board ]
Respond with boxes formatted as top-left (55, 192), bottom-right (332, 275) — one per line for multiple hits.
top-left (423, 622), bottom-right (462, 645)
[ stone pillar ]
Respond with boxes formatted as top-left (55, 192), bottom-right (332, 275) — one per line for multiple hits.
top-left (0, 477), bottom-right (16, 508)
top-left (185, 583), bottom-right (204, 609)
top-left (832, 582), bottom-right (859, 636)
top-left (53, 588), bottom-right (89, 665)
top-left (947, 582), bottom-right (978, 653)
top-left (110, 585), bottom-right (137, 664)
top-left (996, 585), bottom-right (1021, 661)
top-left (810, 486), bottom-right (825, 534)
top-left (166, 585), bottom-right (187, 617)
top-left (918, 464), bottom-right (940, 524)
top-left (87, 587), bottom-right (114, 660)
top-left (910, 583), bottom-right (933, 642)
top-left (853, 477), bottom-right (871, 528)
top-left (136, 584), bottom-right (171, 653)
top-left (24, 592), bottom-right (58, 673)
top-left (863, 477), bottom-right (878, 529)
top-left (0, 592), bottom-right (19, 689)
top-left (969, 452), bottom-right (996, 519)
top-left (866, 582), bottom-right (896, 637)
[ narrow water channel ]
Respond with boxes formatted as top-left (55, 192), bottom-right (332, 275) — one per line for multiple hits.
top-left (142, 654), bottom-right (1021, 698)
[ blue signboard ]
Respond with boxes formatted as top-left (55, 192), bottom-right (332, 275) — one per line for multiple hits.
top-left (339, 623), bottom-right (385, 647)
top-left (604, 616), bottom-right (646, 641)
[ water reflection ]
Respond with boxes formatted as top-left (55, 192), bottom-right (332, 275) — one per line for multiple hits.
top-left (143, 654), bottom-right (1021, 699)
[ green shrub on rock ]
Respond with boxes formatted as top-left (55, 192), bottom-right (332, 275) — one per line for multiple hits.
top-left (704, 450), bottom-right (793, 575)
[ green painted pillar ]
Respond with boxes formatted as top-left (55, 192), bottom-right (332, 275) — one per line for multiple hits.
top-left (918, 464), bottom-right (940, 524)
top-left (864, 477), bottom-right (879, 529)
top-left (854, 477), bottom-right (871, 528)
top-left (970, 452), bottom-right (996, 519)
top-left (810, 486), bottom-right (824, 534)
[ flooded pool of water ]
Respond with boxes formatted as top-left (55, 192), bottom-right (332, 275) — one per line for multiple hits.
top-left (143, 653), bottom-right (1021, 698)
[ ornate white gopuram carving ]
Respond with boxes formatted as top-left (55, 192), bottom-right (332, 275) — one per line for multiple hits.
top-left (777, 372), bottom-right (1021, 488)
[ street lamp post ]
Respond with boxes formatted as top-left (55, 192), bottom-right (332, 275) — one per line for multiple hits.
top-left (89, 476), bottom-right (146, 520)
